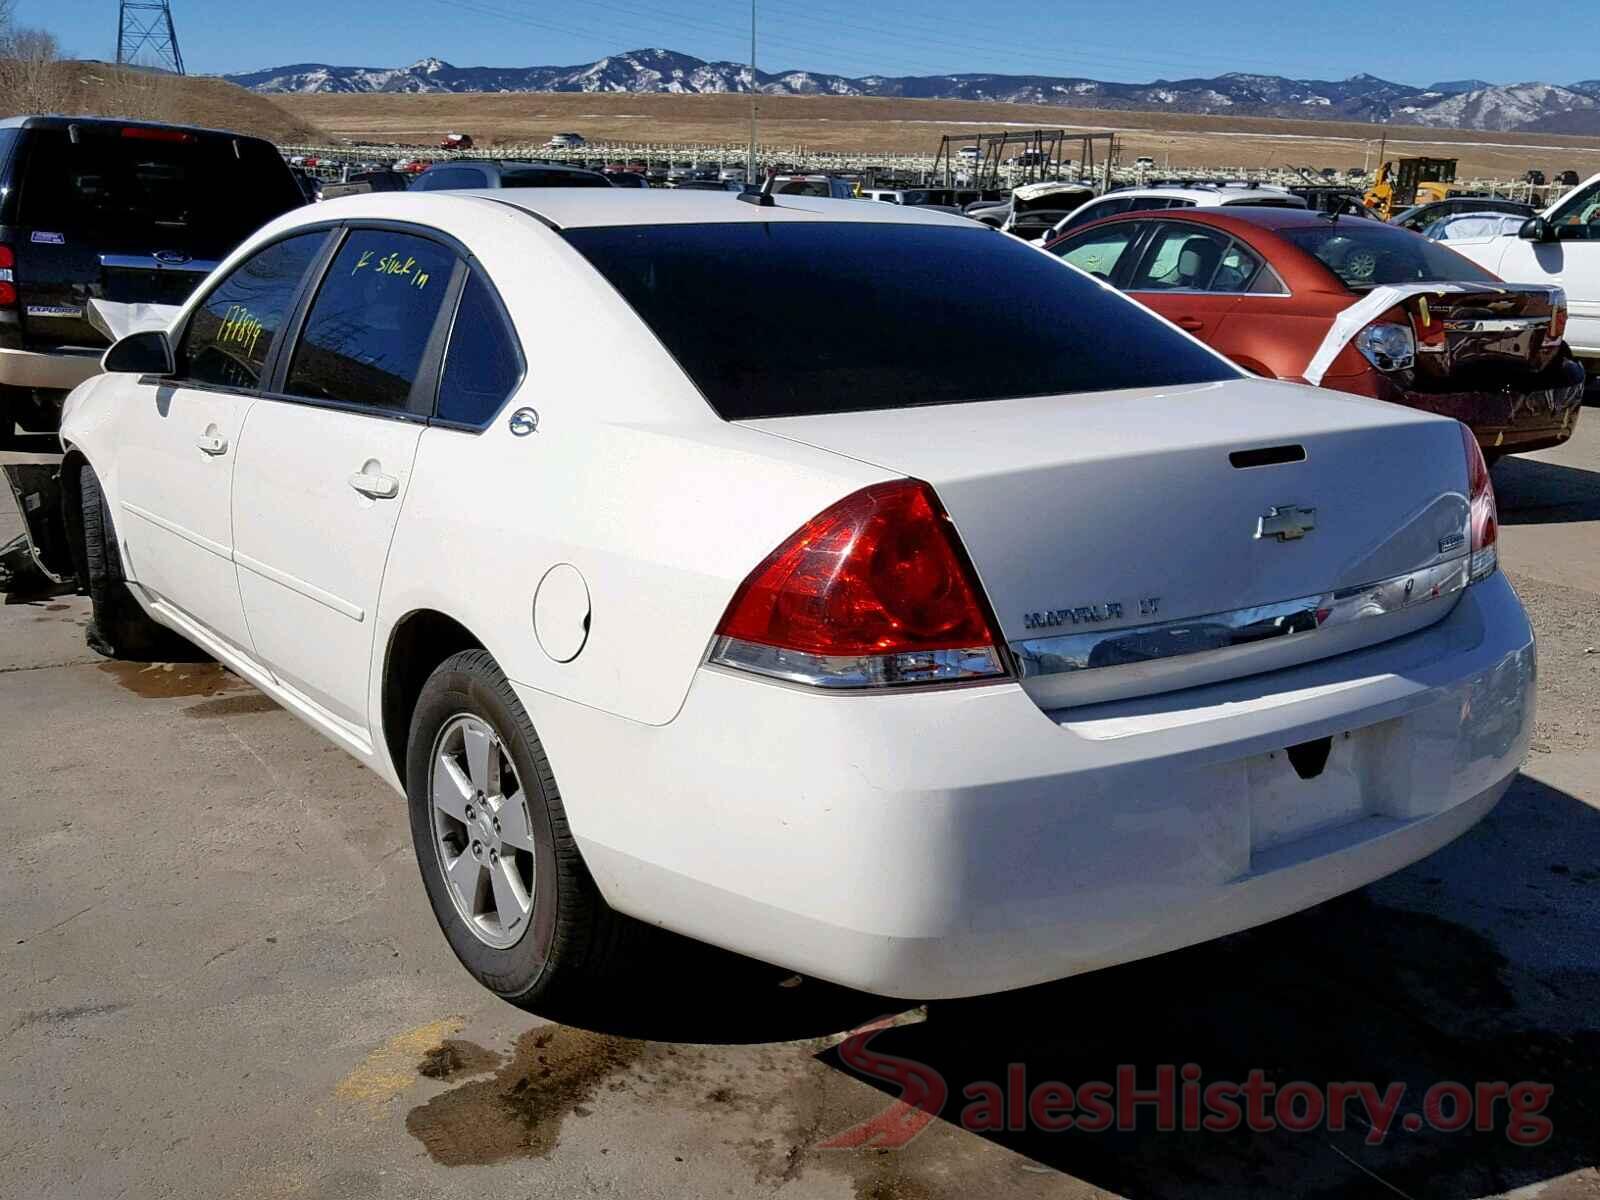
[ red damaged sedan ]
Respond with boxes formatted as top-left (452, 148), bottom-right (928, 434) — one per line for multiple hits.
top-left (1044, 207), bottom-right (1584, 459)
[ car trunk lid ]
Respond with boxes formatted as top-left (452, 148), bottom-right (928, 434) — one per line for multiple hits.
top-left (745, 377), bottom-right (1473, 709)
top-left (1405, 283), bottom-right (1565, 380)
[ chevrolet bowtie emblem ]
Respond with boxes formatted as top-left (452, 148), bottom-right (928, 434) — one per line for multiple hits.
top-left (1256, 504), bottom-right (1317, 542)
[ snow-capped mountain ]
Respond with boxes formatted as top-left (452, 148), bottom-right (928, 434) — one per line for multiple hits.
top-left (223, 50), bottom-right (1600, 133)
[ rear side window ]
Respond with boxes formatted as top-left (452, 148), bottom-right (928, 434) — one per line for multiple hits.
top-left (179, 232), bottom-right (326, 390)
top-left (1056, 195), bottom-right (1132, 235)
top-left (15, 127), bottom-right (302, 254)
top-left (1211, 241), bottom-right (1265, 292)
top-left (565, 221), bottom-right (1237, 420)
top-left (436, 271), bottom-right (522, 425)
top-left (284, 230), bottom-right (455, 411)
top-left (1128, 225), bottom-right (1232, 291)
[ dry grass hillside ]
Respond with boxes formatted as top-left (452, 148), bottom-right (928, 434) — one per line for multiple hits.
top-left (283, 90), bottom-right (1600, 180)
top-left (25, 61), bottom-right (325, 142)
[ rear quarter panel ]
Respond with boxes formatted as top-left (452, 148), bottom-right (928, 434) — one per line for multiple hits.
top-left (371, 200), bottom-right (891, 730)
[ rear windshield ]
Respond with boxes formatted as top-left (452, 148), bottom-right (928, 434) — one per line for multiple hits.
top-left (1280, 223), bottom-right (1498, 290)
top-left (16, 126), bottom-right (302, 251)
top-left (564, 221), bottom-right (1238, 420)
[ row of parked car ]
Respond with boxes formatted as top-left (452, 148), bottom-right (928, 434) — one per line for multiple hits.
top-left (0, 112), bottom-right (1588, 474)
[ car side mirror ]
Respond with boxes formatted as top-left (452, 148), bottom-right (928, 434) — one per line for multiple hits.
top-left (1519, 216), bottom-right (1554, 243)
top-left (102, 329), bottom-right (175, 376)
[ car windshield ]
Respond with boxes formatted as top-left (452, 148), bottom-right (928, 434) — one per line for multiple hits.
top-left (564, 221), bottom-right (1238, 420)
top-left (1280, 223), bottom-right (1498, 290)
top-left (16, 126), bottom-right (302, 252)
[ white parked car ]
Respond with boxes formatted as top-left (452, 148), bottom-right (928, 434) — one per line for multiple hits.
top-left (58, 189), bottom-right (1533, 1006)
top-left (1444, 170), bottom-right (1600, 372)
top-left (1049, 183), bottom-right (1308, 239)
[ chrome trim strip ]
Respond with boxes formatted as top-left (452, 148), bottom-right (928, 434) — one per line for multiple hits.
top-left (1442, 317), bottom-right (1549, 333)
top-left (708, 636), bottom-right (1006, 689)
top-left (99, 253), bottom-right (220, 274)
top-left (1011, 558), bottom-right (1469, 679)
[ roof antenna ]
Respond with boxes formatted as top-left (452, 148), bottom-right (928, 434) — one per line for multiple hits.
top-left (739, 164), bottom-right (777, 207)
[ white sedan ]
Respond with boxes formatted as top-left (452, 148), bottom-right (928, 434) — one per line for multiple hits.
top-left (59, 188), bottom-right (1532, 1005)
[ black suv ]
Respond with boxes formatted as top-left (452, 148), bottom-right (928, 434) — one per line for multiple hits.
top-left (410, 160), bottom-right (612, 191)
top-left (0, 115), bottom-right (304, 438)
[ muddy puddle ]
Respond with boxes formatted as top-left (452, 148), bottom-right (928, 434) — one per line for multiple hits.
top-left (98, 660), bottom-right (243, 700)
top-left (406, 1026), bottom-right (646, 1165)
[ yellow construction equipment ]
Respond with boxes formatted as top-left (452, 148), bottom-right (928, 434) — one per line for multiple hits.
top-left (1364, 157), bottom-right (1458, 219)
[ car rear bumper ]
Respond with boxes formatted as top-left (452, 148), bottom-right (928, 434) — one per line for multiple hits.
top-left (1371, 358), bottom-right (1585, 454)
top-left (0, 346), bottom-right (102, 393)
top-left (519, 571), bottom-right (1535, 999)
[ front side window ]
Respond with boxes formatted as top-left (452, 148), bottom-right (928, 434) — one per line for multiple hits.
top-left (179, 232), bottom-right (326, 390)
top-left (565, 221), bottom-right (1237, 420)
top-left (1053, 223), bottom-right (1143, 280)
top-left (436, 271), bottom-right (522, 426)
top-left (1128, 225), bottom-right (1232, 291)
top-left (1549, 180), bottom-right (1600, 238)
top-left (284, 230), bottom-right (455, 411)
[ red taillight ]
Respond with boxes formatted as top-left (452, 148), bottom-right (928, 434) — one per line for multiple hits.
top-left (1462, 423), bottom-right (1498, 582)
top-left (710, 480), bottom-right (1009, 688)
top-left (120, 125), bottom-right (195, 143)
top-left (0, 243), bottom-right (15, 308)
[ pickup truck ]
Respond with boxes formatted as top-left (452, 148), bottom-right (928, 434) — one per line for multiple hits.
top-left (1446, 170), bottom-right (1600, 378)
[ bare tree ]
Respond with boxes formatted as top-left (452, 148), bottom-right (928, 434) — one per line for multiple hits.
top-left (0, 25), bottom-right (68, 115)
top-left (93, 62), bottom-right (179, 124)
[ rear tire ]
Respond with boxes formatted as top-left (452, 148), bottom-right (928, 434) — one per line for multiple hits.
top-left (79, 466), bottom-right (192, 659)
top-left (406, 649), bottom-right (639, 1013)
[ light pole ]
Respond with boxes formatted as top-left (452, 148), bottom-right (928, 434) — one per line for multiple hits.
top-left (747, 0), bottom-right (757, 183)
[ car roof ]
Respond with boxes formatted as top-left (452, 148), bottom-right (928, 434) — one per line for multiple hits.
top-left (1100, 184), bottom-right (1304, 205)
top-left (478, 188), bottom-right (976, 229)
top-left (0, 113), bottom-right (275, 142)
top-left (423, 160), bottom-right (601, 175)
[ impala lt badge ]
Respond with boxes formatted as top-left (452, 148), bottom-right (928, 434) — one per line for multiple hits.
top-left (1022, 597), bottom-right (1159, 630)
top-left (1256, 504), bottom-right (1317, 542)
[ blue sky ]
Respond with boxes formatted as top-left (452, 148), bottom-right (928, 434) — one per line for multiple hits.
top-left (32, 0), bottom-right (1598, 86)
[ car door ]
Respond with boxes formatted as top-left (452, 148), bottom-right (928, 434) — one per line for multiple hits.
top-left (1494, 178), bottom-right (1600, 356)
top-left (113, 230), bottom-right (330, 654)
top-left (1124, 221), bottom-right (1245, 341)
top-left (230, 226), bottom-right (460, 736)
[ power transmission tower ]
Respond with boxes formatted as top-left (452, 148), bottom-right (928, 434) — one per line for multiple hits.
top-left (116, 1), bottom-right (185, 75)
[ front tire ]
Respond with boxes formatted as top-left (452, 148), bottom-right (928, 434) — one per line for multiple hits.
top-left (406, 649), bottom-right (636, 1012)
top-left (79, 466), bottom-right (192, 659)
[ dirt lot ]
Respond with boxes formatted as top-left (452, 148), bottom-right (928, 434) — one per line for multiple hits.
top-left (283, 91), bottom-right (1600, 180)
top-left (1, 423), bottom-right (1597, 1199)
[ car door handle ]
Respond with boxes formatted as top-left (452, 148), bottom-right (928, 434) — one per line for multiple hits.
top-left (348, 471), bottom-right (399, 500)
top-left (1174, 316), bottom-right (1206, 331)
top-left (195, 433), bottom-right (228, 456)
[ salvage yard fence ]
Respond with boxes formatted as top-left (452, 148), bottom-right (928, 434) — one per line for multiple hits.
top-left (277, 140), bottom-right (1547, 201)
